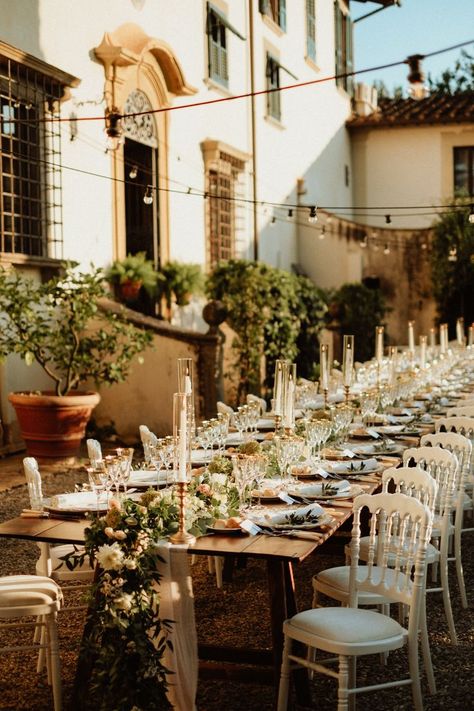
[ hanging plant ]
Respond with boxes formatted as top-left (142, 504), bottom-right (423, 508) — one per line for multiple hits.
top-left (157, 261), bottom-right (204, 311)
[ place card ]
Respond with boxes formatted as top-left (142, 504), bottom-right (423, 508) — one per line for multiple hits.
top-left (341, 449), bottom-right (356, 459)
top-left (366, 428), bottom-right (381, 438)
top-left (240, 519), bottom-right (262, 536)
top-left (279, 491), bottom-right (296, 504)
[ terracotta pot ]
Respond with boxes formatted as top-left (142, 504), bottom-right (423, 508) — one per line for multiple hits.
top-left (118, 280), bottom-right (142, 301)
top-left (8, 391), bottom-right (101, 458)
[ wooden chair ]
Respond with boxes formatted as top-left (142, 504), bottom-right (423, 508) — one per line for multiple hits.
top-left (0, 575), bottom-right (63, 710)
top-left (278, 492), bottom-right (433, 711)
top-left (421, 430), bottom-right (472, 610)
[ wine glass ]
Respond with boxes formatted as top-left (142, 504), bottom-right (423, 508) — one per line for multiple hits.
top-left (149, 441), bottom-right (166, 487)
top-left (160, 436), bottom-right (176, 484)
top-left (87, 466), bottom-right (105, 514)
top-left (116, 447), bottom-right (134, 496)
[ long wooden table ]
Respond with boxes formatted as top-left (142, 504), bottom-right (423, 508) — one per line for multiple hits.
top-left (0, 488), bottom-right (376, 705)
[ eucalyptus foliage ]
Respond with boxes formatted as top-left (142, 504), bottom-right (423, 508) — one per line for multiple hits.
top-left (0, 264), bottom-right (153, 396)
top-left (430, 205), bottom-right (474, 332)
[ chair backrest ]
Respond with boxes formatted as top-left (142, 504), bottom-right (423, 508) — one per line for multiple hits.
top-left (139, 425), bottom-right (158, 462)
top-left (403, 446), bottom-right (458, 521)
top-left (217, 401), bottom-right (234, 418)
top-left (446, 405), bottom-right (474, 418)
top-left (86, 438), bottom-right (103, 465)
top-left (432, 419), bottom-right (473, 476)
top-left (349, 492), bottom-right (432, 620)
top-left (246, 394), bottom-right (267, 414)
top-left (23, 457), bottom-right (43, 510)
top-left (381, 465), bottom-right (438, 513)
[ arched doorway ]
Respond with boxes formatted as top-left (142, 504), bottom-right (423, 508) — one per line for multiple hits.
top-left (122, 90), bottom-right (159, 267)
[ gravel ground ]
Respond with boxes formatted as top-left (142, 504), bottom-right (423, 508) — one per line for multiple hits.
top-left (0, 470), bottom-right (473, 710)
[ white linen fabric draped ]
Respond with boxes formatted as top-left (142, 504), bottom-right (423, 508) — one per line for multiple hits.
top-left (156, 542), bottom-right (198, 711)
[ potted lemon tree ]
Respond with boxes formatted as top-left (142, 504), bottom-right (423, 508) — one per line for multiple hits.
top-left (0, 263), bottom-right (153, 457)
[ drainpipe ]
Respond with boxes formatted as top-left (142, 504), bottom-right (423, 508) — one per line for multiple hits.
top-left (248, 0), bottom-right (259, 261)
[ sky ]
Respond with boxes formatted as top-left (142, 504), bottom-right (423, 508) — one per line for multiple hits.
top-left (353, 0), bottom-right (474, 92)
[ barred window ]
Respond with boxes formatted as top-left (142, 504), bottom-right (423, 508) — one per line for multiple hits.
top-left (0, 51), bottom-right (65, 258)
top-left (204, 146), bottom-right (246, 268)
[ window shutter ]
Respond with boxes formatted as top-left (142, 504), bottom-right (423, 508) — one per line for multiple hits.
top-left (259, 0), bottom-right (270, 14)
top-left (334, 2), bottom-right (343, 87)
top-left (345, 16), bottom-right (354, 94)
top-left (306, 0), bottom-right (316, 61)
top-left (279, 0), bottom-right (287, 31)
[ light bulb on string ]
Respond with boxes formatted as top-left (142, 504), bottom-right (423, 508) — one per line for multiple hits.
top-left (406, 54), bottom-right (428, 100)
top-left (308, 205), bottom-right (318, 223)
top-left (104, 108), bottom-right (124, 152)
top-left (448, 247), bottom-right (457, 262)
top-left (287, 208), bottom-right (293, 220)
top-left (383, 244), bottom-right (391, 255)
top-left (360, 235), bottom-right (368, 249)
top-left (469, 205), bottom-right (474, 224)
top-left (128, 165), bottom-right (138, 179)
top-left (319, 225), bottom-right (326, 240)
top-left (143, 185), bottom-right (154, 205)
top-left (271, 215), bottom-right (276, 226)
top-left (385, 214), bottom-right (392, 225)
top-left (421, 241), bottom-right (427, 250)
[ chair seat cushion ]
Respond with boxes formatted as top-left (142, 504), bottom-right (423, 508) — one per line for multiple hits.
top-left (287, 607), bottom-right (405, 645)
top-left (315, 565), bottom-right (412, 600)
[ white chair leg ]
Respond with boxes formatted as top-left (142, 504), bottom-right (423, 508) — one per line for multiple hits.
top-left (277, 635), bottom-right (292, 711)
top-left (440, 551), bottom-right (457, 644)
top-left (348, 656), bottom-right (356, 711)
top-left (46, 614), bottom-right (62, 711)
top-left (420, 598), bottom-right (436, 695)
top-left (36, 622), bottom-right (47, 674)
top-left (454, 523), bottom-right (468, 608)
top-left (407, 637), bottom-right (423, 711)
top-left (337, 655), bottom-right (350, 711)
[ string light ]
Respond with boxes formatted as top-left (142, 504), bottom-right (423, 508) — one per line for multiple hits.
top-left (448, 247), bottom-right (458, 262)
top-left (383, 244), bottom-right (391, 255)
top-left (143, 185), bottom-right (154, 205)
top-left (406, 54), bottom-right (428, 100)
top-left (319, 225), bottom-right (326, 240)
top-left (104, 108), bottom-right (123, 151)
top-left (469, 205), bottom-right (474, 224)
top-left (308, 206), bottom-right (318, 223)
top-left (271, 215), bottom-right (276, 226)
top-left (287, 208), bottom-right (293, 219)
top-left (421, 241), bottom-right (428, 250)
top-left (385, 214), bottom-right (392, 224)
top-left (128, 165), bottom-right (138, 179)
top-left (359, 235), bottom-right (368, 248)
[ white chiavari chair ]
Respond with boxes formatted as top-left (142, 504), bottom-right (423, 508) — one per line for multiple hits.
top-left (278, 493), bottom-right (433, 711)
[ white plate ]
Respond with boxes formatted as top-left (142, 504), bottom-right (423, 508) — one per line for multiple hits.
top-left (288, 484), bottom-right (363, 501)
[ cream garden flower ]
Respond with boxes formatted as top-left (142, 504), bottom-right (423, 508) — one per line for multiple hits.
top-left (114, 593), bottom-right (133, 611)
top-left (95, 542), bottom-right (125, 571)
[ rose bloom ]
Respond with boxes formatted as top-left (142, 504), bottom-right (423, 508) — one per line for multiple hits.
top-left (114, 593), bottom-right (133, 611)
top-left (197, 483), bottom-right (211, 496)
top-left (104, 527), bottom-right (115, 539)
top-left (125, 558), bottom-right (137, 570)
top-left (95, 542), bottom-right (125, 571)
top-left (114, 530), bottom-right (127, 541)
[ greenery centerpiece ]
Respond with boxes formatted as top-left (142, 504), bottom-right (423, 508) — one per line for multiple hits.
top-left (65, 462), bottom-right (239, 709)
top-left (0, 263), bottom-right (153, 456)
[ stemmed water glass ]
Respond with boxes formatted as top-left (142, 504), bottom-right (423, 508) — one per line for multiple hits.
top-left (159, 436), bottom-right (175, 484)
top-left (306, 418), bottom-right (332, 464)
top-left (195, 423), bottom-right (213, 461)
top-left (234, 406), bottom-right (250, 443)
top-left (116, 447), bottom-right (134, 496)
top-left (232, 455), bottom-right (255, 513)
top-left (87, 466), bottom-right (106, 514)
top-left (216, 412), bottom-right (230, 452)
top-left (149, 441), bottom-right (166, 487)
top-left (360, 390), bottom-right (379, 425)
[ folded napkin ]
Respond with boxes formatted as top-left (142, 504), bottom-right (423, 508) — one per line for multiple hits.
top-left (327, 458), bottom-right (379, 473)
top-left (296, 479), bottom-right (351, 495)
top-left (130, 469), bottom-right (171, 484)
top-left (49, 492), bottom-right (108, 511)
top-left (251, 503), bottom-right (325, 527)
top-left (386, 414), bottom-right (414, 425)
top-left (247, 394), bottom-right (267, 413)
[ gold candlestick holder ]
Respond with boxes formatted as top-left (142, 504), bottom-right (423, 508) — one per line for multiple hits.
top-left (344, 385), bottom-right (351, 403)
top-left (323, 388), bottom-right (329, 409)
top-left (274, 414), bottom-right (283, 434)
top-left (284, 426), bottom-right (294, 436)
top-left (170, 481), bottom-right (196, 545)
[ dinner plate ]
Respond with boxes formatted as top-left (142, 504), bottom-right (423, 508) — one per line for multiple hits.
top-left (288, 484), bottom-right (363, 501)
top-left (206, 525), bottom-right (247, 536)
top-left (266, 513), bottom-right (334, 531)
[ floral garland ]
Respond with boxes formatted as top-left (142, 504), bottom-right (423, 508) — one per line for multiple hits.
top-left (65, 464), bottom-right (239, 711)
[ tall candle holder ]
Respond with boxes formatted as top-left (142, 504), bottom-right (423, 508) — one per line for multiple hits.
top-left (177, 357), bottom-right (196, 438)
top-left (169, 392), bottom-right (195, 545)
top-left (170, 481), bottom-right (196, 545)
top-left (320, 343), bottom-right (329, 409)
top-left (342, 335), bottom-right (354, 403)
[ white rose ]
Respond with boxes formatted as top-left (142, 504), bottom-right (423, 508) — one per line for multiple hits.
top-left (95, 542), bottom-right (125, 571)
top-left (125, 558), bottom-right (137, 570)
top-left (104, 527), bottom-right (115, 539)
top-left (114, 593), bottom-right (133, 611)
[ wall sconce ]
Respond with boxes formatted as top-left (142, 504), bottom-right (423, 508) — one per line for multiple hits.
top-left (406, 54), bottom-right (428, 100)
top-left (105, 107), bottom-right (123, 151)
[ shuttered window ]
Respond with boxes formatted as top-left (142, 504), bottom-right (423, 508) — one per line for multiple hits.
top-left (454, 147), bottom-right (474, 196)
top-left (207, 7), bottom-right (228, 86)
top-left (266, 55), bottom-right (281, 121)
top-left (259, 0), bottom-right (287, 31)
top-left (334, 1), bottom-right (353, 94)
top-left (306, 0), bottom-right (316, 62)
